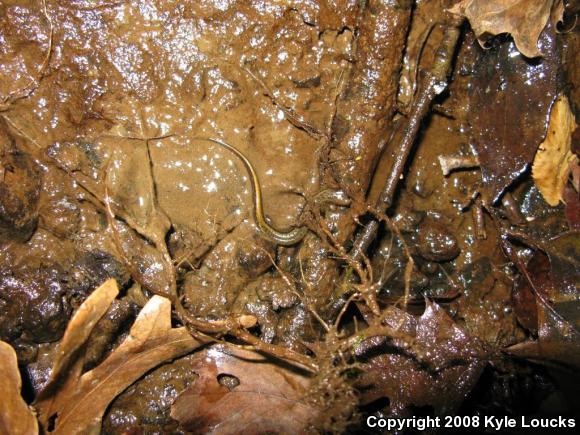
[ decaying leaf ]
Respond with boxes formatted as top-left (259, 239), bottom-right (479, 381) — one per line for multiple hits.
top-left (532, 96), bottom-right (579, 206)
top-left (468, 25), bottom-right (559, 203)
top-left (355, 303), bottom-right (486, 415)
top-left (449, 0), bottom-right (557, 58)
top-left (35, 284), bottom-right (202, 435)
top-left (506, 292), bottom-right (580, 371)
top-left (564, 183), bottom-right (580, 229)
top-left (44, 279), bottom-right (119, 390)
top-left (543, 231), bottom-right (580, 301)
top-left (512, 252), bottom-right (548, 333)
top-left (505, 340), bottom-right (580, 370)
top-left (513, 231), bottom-right (580, 333)
top-left (0, 340), bottom-right (39, 435)
top-left (170, 345), bottom-right (317, 434)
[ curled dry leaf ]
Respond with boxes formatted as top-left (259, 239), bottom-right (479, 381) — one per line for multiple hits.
top-left (449, 0), bottom-right (557, 58)
top-left (35, 285), bottom-right (202, 435)
top-left (0, 341), bottom-right (39, 435)
top-left (532, 95), bottom-right (579, 206)
top-left (43, 278), bottom-right (119, 391)
top-left (170, 345), bottom-right (317, 434)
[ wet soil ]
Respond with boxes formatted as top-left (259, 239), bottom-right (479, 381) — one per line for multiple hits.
top-left (0, 0), bottom-right (578, 433)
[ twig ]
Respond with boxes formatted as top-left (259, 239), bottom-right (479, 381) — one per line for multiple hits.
top-left (438, 153), bottom-right (480, 176)
top-left (242, 66), bottom-right (324, 140)
top-left (234, 328), bottom-right (319, 372)
top-left (0, 0), bottom-right (53, 111)
top-left (349, 15), bottom-right (465, 262)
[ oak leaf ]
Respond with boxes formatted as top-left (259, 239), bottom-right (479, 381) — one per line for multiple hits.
top-left (0, 340), bottom-right (39, 435)
top-left (170, 345), bottom-right (317, 434)
top-left (34, 281), bottom-right (202, 435)
top-left (44, 278), bottom-right (119, 390)
top-left (532, 96), bottom-right (579, 206)
top-left (355, 303), bottom-right (485, 415)
top-left (449, 0), bottom-right (557, 58)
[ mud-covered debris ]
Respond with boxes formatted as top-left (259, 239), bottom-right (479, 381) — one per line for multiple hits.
top-left (0, 0), bottom-right (51, 109)
top-left (171, 345), bottom-right (316, 434)
top-left (416, 218), bottom-right (461, 262)
top-left (0, 263), bottom-right (70, 345)
top-left (449, 0), bottom-right (558, 58)
top-left (0, 123), bottom-right (42, 242)
top-left (467, 25), bottom-right (560, 203)
top-left (103, 354), bottom-right (198, 434)
top-left (34, 281), bottom-right (201, 435)
top-left (109, 220), bottom-right (173, 298)
top-left (0, 0), bottom-right (577, 431)
top-left (356, 303), bottom-right (485, 416)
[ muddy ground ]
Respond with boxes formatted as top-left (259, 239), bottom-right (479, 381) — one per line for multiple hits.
top-left (0, 1), bottom-right (579, 434)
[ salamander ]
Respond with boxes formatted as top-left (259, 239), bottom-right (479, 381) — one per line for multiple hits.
top-left (192, 137), bottom-right (307, 246)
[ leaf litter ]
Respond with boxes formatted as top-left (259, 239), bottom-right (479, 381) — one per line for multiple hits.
top-left (170, 345), bottom-right (316, 435)
top-left (0, 340), bottom-right (39, 435)
top-left (449, 0), bottom-right (560, 58)
top-left (33, 279), bottom-right (202, 435)
top-left (0, 0), bottom-right (578, 433)
top-left (532, 95), bottom-right (579, 206)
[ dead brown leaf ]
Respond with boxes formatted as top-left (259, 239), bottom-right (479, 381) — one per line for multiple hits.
top-left (506, 295), bottom-right (580, 371)
top-left (0, 340), bottom-right (39, 435)
top-left (505, 340), bottom-right (580, 370)
top-left (512, 252), bottom-right (549, 333)
top-left (449, 0), bottom-right (557, 58)
top-left (532, 95), bottom-right (579, 206)
top-left (564, 183), bottom-right (580, 229)
top-left (512, 231), bottom-right (580, 333)
top-left (35, 289), bottom-right (202, 435)
top-left (355, 303), bottom-right (486, 415)
top-left (467, 24), bottom-right (559, 203)
top-left (44, 279), bottom-right (119, 390)
top-left (170, 345), bottom-right (317, 435)
top-left (543, 231), bottom-right (580, 303)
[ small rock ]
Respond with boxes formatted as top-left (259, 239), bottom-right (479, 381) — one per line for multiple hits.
top-left (417, 219), bottom-right (460, 262)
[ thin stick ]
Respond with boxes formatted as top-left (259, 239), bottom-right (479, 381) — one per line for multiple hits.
top-left (349, 16), bottom-right (464, 262)
top-left (0, 0), bottom-right (53, 111)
